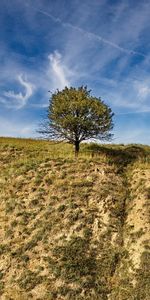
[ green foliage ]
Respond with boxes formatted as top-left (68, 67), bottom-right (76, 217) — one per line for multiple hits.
top-left (40, 86), bottom-right (114, 154)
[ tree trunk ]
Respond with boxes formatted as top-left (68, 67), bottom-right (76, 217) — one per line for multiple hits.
top-left (75, 141), bottom-right (80, 158)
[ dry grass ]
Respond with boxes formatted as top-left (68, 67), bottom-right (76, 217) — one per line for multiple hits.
top-left (0, 137), bottom-right (150, 299)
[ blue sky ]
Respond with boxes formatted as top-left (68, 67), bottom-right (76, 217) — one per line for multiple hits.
top-left (0, 0), bottom-right (150, 144)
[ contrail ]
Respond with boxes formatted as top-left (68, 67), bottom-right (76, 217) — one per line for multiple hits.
top-left (31, 6), bottom-right (146, 58)
top-left (116, 109), bottom-right (150, 115)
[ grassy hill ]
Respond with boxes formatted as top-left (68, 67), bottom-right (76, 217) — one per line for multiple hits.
top-left (0, 137), bottom-right (150, 300)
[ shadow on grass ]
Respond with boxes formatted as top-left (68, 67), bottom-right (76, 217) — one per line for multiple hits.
top-left (85, 144), bottom-right (148, 171)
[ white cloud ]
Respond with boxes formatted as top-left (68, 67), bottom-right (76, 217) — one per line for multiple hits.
top-left (114, 127), bottom-right (150, 144)
top-left (48, 50), bottom-right (70, 90)
top-left (115, 129), bottom-right (141, 143)
top-left (0, 116), bottom-right (37, 138)
top-left (134, 81), bottom-right (150, 99)
top-left (3, 74), bottom-right (34, 109)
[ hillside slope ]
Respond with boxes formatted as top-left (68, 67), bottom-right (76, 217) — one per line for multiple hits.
top-left (0, 138), bottom-right (149, 300)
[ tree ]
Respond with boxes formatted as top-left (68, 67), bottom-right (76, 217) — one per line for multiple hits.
top-left (39, 86), bottom-right (114, 156)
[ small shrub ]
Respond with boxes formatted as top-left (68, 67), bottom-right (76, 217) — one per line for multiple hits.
top-left (57, 204), bottom-right (66, 212)
top-left (45, 177), bottom-right (53, 185)
top-left (18, 270), bottom-right (44, 291)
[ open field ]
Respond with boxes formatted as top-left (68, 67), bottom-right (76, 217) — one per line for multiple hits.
top-left (0, 137), bottom-right (150, 299)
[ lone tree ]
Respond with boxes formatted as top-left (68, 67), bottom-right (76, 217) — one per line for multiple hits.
top-left (39, 86), bottom-right (114, 156)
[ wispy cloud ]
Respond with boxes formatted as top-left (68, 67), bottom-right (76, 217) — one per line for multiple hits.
top-left (114, 128), bottom-right (143, 143)
top-left (116, 109), bottom-right (150, 115)
top-left (0, 115), bottom-right (37, 138)
top-left (33, 6), bottom-right (147, 59)
top-left (134, 81), bottom-right (150, 99)
top-left (3, 74), bottom-right (34, 109)
top-left (48, 50), bottom-right (71, 90)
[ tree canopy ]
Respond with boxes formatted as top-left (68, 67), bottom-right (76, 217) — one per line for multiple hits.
top-left (39, 86), bottom-right (114, 155)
